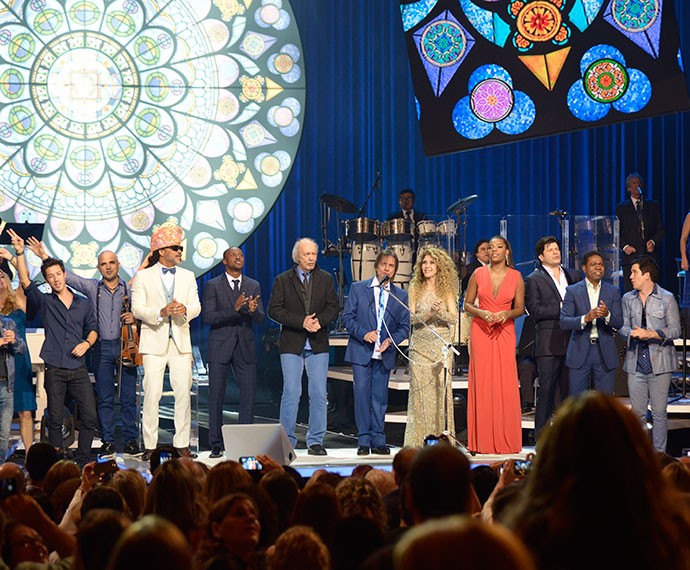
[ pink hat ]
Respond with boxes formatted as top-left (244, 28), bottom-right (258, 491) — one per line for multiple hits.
top-left (150, 222), bottom-right (183, 252)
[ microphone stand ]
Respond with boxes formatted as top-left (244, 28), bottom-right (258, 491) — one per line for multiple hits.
top-left (382, 284), bottom-right (471, 455)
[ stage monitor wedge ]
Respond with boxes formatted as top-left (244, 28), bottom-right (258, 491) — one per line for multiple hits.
top-left (221, 424), bottom-right (296, 465)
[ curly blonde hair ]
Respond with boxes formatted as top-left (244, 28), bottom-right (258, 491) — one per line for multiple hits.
top-left (0, 271), bottom-right (17, 315)
top-left (409, 247), bottom-right (459, 304)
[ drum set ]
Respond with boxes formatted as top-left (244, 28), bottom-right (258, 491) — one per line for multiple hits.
top-left (319, 193), bottom-right (475, 296)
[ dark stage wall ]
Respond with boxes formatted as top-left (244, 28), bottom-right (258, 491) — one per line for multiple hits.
top-left (190, 0), bottom-right (690, 351)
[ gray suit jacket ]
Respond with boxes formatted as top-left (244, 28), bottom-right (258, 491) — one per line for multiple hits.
top-left (619, 285), bottom-right (680, 375)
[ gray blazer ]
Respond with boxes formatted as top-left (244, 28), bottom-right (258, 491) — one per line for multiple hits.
top-left (619, 285), bottom-right (680, 375)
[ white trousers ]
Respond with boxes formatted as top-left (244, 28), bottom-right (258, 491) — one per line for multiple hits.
top-left (142, 339), bottom-right (193, 449)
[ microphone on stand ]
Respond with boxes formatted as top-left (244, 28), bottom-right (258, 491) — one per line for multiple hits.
top-left (376, 275), bottom-right (390, 288)
top-left (549, 208), bottom-right (569, 217)
top-left (374, 171), bottom-right (381, 188)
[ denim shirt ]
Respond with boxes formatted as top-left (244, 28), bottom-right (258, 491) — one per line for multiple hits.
top-left (620, 284), bottom-right (681, 375)
top-left (25, 282), bottom-right (97, 369)
top-left (0, 315), bottom-right (27, 392)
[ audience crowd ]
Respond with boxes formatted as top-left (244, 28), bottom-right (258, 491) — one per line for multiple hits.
top-left (0, 391), bottom-right (689, 569)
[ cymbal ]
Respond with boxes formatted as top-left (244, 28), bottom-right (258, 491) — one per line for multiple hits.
top-left (320, 193), bottom-right (358, 214)
top-left (446, 194), bottom-right (478, 214)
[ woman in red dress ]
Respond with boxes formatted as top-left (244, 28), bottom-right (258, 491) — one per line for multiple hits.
top-left (464, 236), bottom-right (524, 454)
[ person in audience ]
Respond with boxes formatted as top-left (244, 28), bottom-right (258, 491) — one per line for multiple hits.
top-left (73, 509), bottom-right (131, 570)
top-left (42, 461), bottom-right (80, 500)
top-left (0, 299), bottom-right (26, 464)
top-left (107, 515), bottom-right (193, 570)
top-left (143, 460), bottom-right (205, 548)
top-left (365, 469), bottom-right (397, 498)
top-left (662, 461), bottom-right (690, 494)
top-left (2, 521), bottom-right (51, 567)
top-left (335, 478), bottom-right (387, 531)
top-left (109, 469), bottom-right (147, 521)
top-left (258, 470), bottom-right (300, 535)
top-left (267, 525), bottom-right (330, 570)
top-left (194, 493), bottom-right (264, 570)
top-left (290, 483), bottom-right (339, 550)
top-left (24, 443), bottom-right (59, 492)
top-left (202, 460), bottom-right (253, 508)
top-left (331, 514), bottom-right (384, 570)
top-left (393, 515), bottom-right (535, 570)
top-left (506, 392), bottom-right (690, 570)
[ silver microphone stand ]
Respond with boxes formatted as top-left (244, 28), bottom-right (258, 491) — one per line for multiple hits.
top-left (383, 283), bottom-right (472, 455)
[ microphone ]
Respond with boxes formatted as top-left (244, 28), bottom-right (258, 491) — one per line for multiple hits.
top-left (374, 171), bottom-right (381, 188)
top-left (377, 275), bottom-right (390, 287)
top-left (549, 208), bottom-right (568, 216)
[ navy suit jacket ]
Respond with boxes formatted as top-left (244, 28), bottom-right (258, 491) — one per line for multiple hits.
top-left (525, 266), bottom-right (579, 357)
top-left (560, 279), bottom-right (623, 371)
top-left (342, 278), bottom-right (409, 371)
top-left (202, 273), bottom-right (265, 364)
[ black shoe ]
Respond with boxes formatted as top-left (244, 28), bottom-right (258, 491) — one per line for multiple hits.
top-left (124, 441), bottom-right (143, 456)
top-left (141, 449), bottom-right (155, 462)
top-left (307, 444), bottom-right (327, 456)
top-left (209, 446), bottom-right (223, 459)
top-left (98, 442), bottom-right (116, 459)
top-left (174, 446), bottom-right (198, 459)
top-left (372, 445), bottom-right (390, 455)
top-left (357, 446), bottom-right (370, 456)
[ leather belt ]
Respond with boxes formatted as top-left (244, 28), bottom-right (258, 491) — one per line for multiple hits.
top-left (589, 338), bottom-right (599, 344)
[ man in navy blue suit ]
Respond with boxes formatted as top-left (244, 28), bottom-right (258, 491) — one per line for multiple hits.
top-left (202, 247), bottom-right (264, 458)
top-left (342, 249), bottom-right (409, 455)
top-left (560, 251), bottom-right (623, 396)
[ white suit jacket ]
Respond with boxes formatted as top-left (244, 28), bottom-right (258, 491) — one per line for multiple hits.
top-left (131, 264), bottom-right (201, 355)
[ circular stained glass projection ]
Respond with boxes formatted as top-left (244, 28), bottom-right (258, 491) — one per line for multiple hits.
top-left (0, 0), bottom-right (305, 278)
top-left (584, 58), bottom-right (629, 103)
top-left (470, 79), bottom-right (514, 122)
top-left (516, 1), bottom-right (562, 43)
top-left (612, 0), bottom-right (659, 32)
top-left (421, 20), bottom-right (466, 67)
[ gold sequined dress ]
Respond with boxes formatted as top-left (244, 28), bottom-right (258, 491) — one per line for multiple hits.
top-left (404, 289), bottom-right (456, 446)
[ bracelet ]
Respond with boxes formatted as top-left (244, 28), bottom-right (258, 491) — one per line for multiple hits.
top-left (16, 251), bottom-right (24, 256)
top-left (85, 340), bottom-right (92, 347)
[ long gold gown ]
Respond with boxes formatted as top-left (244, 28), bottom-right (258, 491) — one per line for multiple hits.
top-left (404, 289), bottom-right (456, 446)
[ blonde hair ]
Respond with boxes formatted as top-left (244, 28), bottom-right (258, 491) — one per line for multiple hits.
top-left (0, 271), bottom-right (18, 315)
top-left (409, 247), bottom-right (459, 304)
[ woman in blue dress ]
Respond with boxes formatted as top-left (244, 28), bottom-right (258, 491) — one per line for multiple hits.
top-left (0, 252), bottom-right (36, 452)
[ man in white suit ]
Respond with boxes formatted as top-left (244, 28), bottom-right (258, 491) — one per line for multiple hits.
top-left (131, 222), bottom-right (201, 460)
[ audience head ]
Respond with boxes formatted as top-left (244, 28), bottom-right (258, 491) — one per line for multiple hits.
top-left (201, 493), bottom-right (261, 563)
top-left (470, 465), bottom-right (499, 506)
top-left (24, 443), bottom-right (59, 487)
top-left (392, 446), bottom-right (420, 486)
top-left (81, 486), bottom-right (127, 521)
top-left (2, 522), bottom-right (50, 567)
top-left (74, 509), bottom-right (131, 570)
top-left (107, 515), bottom-right (192, 570)
top-left (291, 482), bottom-right (339, 548)
top-left (405, 444), bottom-right (472, 523)
top-left (268, 525), bottom-right (330, 570)
top-left (394, 515), bottom-right (535, 570)
top-left (42, 459), bottom-right (80, 498)
top-left (331, 514), bottom-right (384, 570)
top-left (108, 469), bottom-right (147, 520)
top-left (202, 460), bottom-right (252, 506)
top-left (258, 469), bottom-right (300, 533)
top-left (335, 477), bottom-right (387, 529)
top-left (365, 468), bottom-right (397, 497)
top-left (0, 462), bottom-right (26, 495)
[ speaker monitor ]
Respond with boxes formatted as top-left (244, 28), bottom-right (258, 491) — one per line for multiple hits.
top-left (221, 424), bottom-right (295, 465)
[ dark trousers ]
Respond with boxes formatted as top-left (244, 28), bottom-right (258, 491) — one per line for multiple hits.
top-left (352, 359), bottom-right (389, 448)
top-left (208, 356), bottom-right (257, 448)
top-left (92, 339), bottom-right (139, 444)
top-left (45, 365), bottom-right (98, 465)
top-left (534, 355), bottom-right (569, 437)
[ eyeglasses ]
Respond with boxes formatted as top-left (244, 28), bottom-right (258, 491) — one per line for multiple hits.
top-left (167, 245), bottom-right (184, 252)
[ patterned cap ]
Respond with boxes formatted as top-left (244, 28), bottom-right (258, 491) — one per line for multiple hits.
top-left (150, 222), bottom-right (183, 251)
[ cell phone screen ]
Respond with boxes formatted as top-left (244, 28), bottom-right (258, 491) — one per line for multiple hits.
top-left (240, 456), bottom-right (262, 470)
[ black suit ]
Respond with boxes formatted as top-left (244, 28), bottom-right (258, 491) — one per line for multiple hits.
top-left (461, 259), bottom-right (484, 292)
top-left (615, 197), bottom-right (664, 291)
top-left (202, 273), bottom-right (265, 447)
top-left (386, 209), bottom-right (426, 224)
top-left (267, 266), bottom-right (340, 355)
top-left (524, 265), bottom-right (578, 435)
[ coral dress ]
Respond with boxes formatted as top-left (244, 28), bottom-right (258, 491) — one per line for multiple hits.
top-left (468, 266), bottom-right (522, 454)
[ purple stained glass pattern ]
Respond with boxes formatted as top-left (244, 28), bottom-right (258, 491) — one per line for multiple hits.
top-left (470, 79), bottom-right (514, 122)
top-left (413, 10), bottom-right (475, 97)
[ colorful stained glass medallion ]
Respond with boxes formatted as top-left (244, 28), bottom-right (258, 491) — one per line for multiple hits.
top-left (421, 20), bottom-right (466, 67)
top-left (584, 58), bottom-right (629, 103)
top-left (612, 0), bottom-right (659, 32)
top-left (0, 0), bottom-right (305, 277)
top-left (516, 1), bottom-right (563, 42)
top-left (470, 79), bottom-right (514, 122)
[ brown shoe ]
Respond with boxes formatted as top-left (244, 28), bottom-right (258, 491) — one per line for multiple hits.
top-left (141, 449), bottom-right (156, 462)
top-left (174, 446), bottom-right (198, 459)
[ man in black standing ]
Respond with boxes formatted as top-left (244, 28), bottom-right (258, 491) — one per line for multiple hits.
top-left (525, 236), bottom-right (578, 437)
top-left (9, 229), bottom-right (98, 466)
top-left (203, 247), bottom-right (264, 458)
top-left (386, 189), bottom-right (426, 225)
top-left (615, 173), bottom-right (664, 292)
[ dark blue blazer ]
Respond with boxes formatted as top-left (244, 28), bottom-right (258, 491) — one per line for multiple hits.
top-left (342, 278), bottom-right (409, 371)
top-left (202, 274), bottom-right (265, 364)
top-left (560, 279), bottom-right (623, 371)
